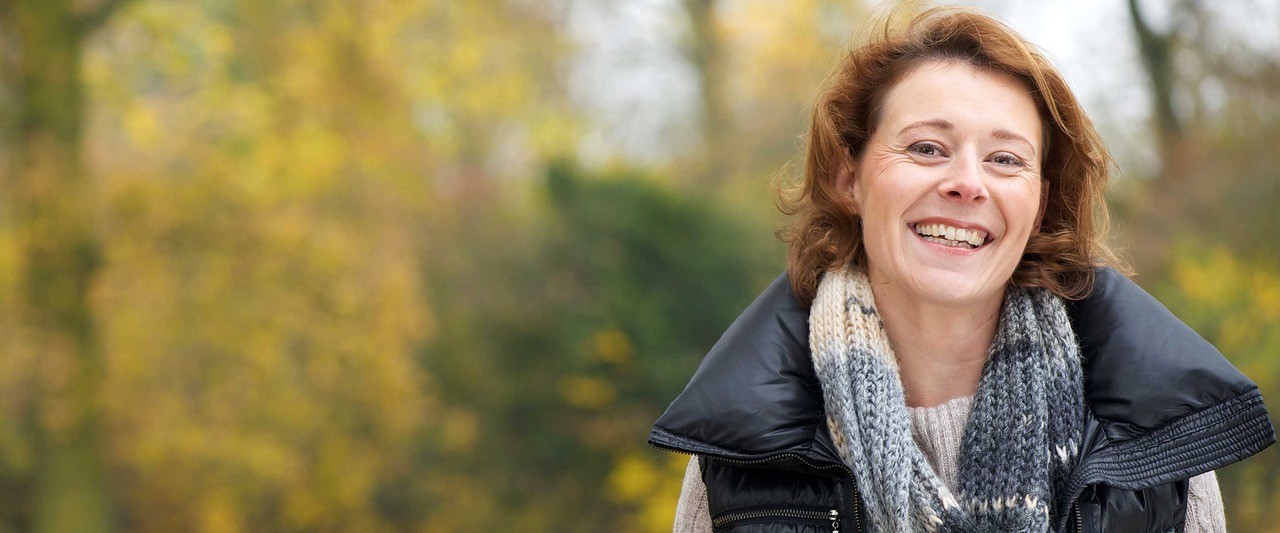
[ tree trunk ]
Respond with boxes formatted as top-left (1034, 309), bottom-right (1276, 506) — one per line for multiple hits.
top-left (1126, 0), bottom-right (1183, 158)
top-left (1123, 0), bottom-right (1195, 274)
top-left (682, 0), bottom-right (731, 191)
top-left (7, 1), bottom-right (116, 531)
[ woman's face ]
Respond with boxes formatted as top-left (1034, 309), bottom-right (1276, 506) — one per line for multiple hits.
top-left (846, 59), bottom-right (1044, 308)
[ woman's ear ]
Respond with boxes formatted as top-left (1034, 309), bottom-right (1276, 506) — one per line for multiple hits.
top-left (836, 159), bottom-right (859, 215)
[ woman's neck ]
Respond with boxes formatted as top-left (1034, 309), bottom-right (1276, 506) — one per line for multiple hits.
top-left (867, 277), bottom-right (1004, 408)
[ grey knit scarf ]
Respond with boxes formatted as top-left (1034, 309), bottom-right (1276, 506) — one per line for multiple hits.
top-left (809, 266), bottom-right (1084, 533)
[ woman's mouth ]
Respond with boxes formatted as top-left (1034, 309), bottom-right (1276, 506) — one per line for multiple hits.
top-left (912, 222), bottom-right (991, 250)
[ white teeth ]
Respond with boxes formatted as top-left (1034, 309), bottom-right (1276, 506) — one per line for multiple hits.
top-left (914, 222), bottom-right (988, 249)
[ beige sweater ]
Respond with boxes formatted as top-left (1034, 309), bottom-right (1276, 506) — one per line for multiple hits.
top-left (674, 396), bottom-right (1226, 532)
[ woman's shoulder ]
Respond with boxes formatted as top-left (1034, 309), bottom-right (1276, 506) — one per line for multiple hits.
top-left (1068, 266), bottom-right (1273, 493)
top-left (1071, 266), bottom-right (1263, 437)
top-left (648, 271), bottom-right (826, 458)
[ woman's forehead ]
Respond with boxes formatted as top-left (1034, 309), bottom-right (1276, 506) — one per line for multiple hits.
top-left (877, 60), bottom-right (1043, 145)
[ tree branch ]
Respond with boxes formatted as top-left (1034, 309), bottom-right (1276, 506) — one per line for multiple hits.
top-left (76, 0), bottom-right (134, 35)
top-left (1126, 0), bottom-right (1182, 142)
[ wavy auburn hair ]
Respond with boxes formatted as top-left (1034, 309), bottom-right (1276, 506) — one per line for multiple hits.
top-left (777, 6), bottom-right (1127, 306)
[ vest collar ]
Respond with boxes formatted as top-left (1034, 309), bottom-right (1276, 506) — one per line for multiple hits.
top-left (648, 272), bottom-right (844, 467)
top-left (649, 268), bottom-right (1271, 471)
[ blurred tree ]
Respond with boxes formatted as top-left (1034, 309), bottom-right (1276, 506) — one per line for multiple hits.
top-left (8, 0), bottom-right (1273, 531)
top-left (1120, 0), bottom-right (1280, 273)
top-left (15, 0), bottom-right (436, 530)
top-left (663, 0), bottom-right (869, 283)
top-left (1126, 0), bottom-right (1185, 163)
top-left (543, 161), bottom-right (778, 529)
top-left (375, 0), bottom-right (596, 529)
top-left (1121, 3), bottom-right (1280, 528)
top-left (0, 0), bottom-right (132, 531)
top-left (680, 0), bottom-right (729, 191)
top-left (1153, 245), bottom-right (1280, 532)
top-left (411, 0), bottom-right (579, 193)
top-left (420, 159), bottom-right (776, 530)
top-left (715, 0), bottom-right (865, 206)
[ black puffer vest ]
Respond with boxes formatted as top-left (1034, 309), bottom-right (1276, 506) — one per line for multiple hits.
top-left (650, 268), bottom-right (1275, 532)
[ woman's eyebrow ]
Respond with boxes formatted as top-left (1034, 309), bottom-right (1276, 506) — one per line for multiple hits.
top-left (897, 120), bottom-right (1036, 153)
top-left (897, 119), bottom-right (953, 136)
top-left (992, 128), bottom-right (1036, 153)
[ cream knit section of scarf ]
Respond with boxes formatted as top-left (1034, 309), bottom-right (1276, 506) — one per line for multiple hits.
top-left (809, 267), bottom-right (957, 532)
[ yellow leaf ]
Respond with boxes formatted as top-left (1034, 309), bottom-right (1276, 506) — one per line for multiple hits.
top-left (559, 376), bottom-right (617, 409)
top-left (592, 329), bottom-right (634, 365)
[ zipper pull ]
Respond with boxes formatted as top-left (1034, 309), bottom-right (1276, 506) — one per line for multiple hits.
top-left (830, 508), bottom-right (839, 532)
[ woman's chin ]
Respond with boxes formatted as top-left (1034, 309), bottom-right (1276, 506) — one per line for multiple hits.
top-left (900, 269), bottom-right (1004, 308)
top-left (868, 252), bottom-right (1013, 308)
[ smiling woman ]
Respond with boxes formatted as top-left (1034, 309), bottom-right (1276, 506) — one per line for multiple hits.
top-left (649, 6), bottom-right (1274, 533)
top-left (842, 60), bottom-right (1049, 407)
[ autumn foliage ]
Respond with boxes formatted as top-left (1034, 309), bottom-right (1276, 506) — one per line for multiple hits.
top-left (0, 0), bottom-right (1277, 531)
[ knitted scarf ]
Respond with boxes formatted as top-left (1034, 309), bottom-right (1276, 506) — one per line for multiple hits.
top-left (809, 266), bottom-right (1084, 533)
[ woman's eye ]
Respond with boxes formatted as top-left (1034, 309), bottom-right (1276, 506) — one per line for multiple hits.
top-left (990, 153), bottom-right (1025, 167)
top-left (908, 142), bottom-right (944, 157)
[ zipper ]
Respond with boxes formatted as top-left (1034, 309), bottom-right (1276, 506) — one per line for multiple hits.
top-left (851, 481), bottom-right (861, 532)
top-left (711, 506), bottom-right (837, 529)
top-left (837, 477), bottom-right (861, 533)
top-left (651, 442), bottom-right (862, 531)
top-left (1072, 483), bottom-right (1098, 533)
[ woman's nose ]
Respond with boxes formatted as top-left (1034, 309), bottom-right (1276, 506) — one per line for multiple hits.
top-left (939, 154), bottom-right (988, 203)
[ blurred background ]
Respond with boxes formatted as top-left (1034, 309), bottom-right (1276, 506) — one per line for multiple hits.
top-left (0, 0), bottom-right (1277, 531)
